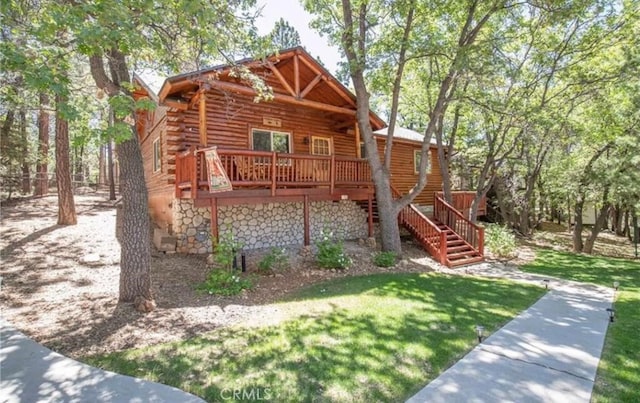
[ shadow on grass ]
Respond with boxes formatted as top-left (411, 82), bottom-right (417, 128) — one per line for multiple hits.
top-left (87, 273), bottom-right (544, 403)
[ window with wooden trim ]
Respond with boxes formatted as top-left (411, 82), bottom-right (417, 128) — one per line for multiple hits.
top-left (414, 149), bottom-right (431, 174)
top-left (251, 129), bottom-right (291, 153)
top-left (311, 136), bottom-right (331, 155)
top-left (359, 142), bottom-right (367, 158)
top-left (153, 137), bottom-right (161, 172)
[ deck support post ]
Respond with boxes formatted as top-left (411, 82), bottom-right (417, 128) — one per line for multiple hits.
top-left (210, 197), bottom-right (218, 243)
top-left (355, 122), bottom-right (361, 158)
top-left (198, 89), bottom-right (207, 146)
top-left (367, 193), bottom-right (374, 237)
top-left (303, 194), bottom-right (310, 246)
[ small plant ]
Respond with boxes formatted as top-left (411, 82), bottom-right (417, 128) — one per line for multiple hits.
top-left (373, 251), bottom-right (397, 267)
top-left (485, 224), bottom-right (517, 258)
top-left (198, 230), bottom-right (251, 296)
top-left (210, 230), bottom-right (244, 270)
top-left (257, 247), bottom-right (290, 273)
top-left (197, 269), bottom-right (252, 296)
top-left (315, 229), bottom-right (352, 269)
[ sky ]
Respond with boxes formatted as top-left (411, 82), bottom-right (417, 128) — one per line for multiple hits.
top-left (254, 0), bottom-right (341, 75)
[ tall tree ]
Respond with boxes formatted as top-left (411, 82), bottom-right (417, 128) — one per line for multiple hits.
top-left (307, 0), bottom-right (507, 253)
top-left (34, 93), bottom-right (50, 196)
top-left (55, 89), bottom-right (77, 225)
top-left (269, 18), bottom-right (301, 49)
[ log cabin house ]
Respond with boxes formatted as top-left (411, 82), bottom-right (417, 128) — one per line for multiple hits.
top-left (133, 47), bottom-right (485, 267)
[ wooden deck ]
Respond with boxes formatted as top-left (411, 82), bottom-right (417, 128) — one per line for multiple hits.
top-left (175, 147), bottom-right (374, 202)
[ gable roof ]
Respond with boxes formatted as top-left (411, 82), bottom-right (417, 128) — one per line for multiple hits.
top-left (374, 126), bottom-right (438, 145)
top-left (148, 47), bottom-right (385, 130)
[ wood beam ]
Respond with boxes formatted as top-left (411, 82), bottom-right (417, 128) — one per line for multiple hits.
top-left (164, 98), bottom-right (189, 111)
top-left (298, 55), bottom-right (356, 107)
top-left (355, 123), bottom-right (361, 158)
top-left (267, 61), bottom-right (296, 97)
top-left (209, 80), bottom-right (357, 116)
top-left (293, 55), bottom-right (300, 97)
top-left (367, 193), bottom-right (374, 237)
top-left (199, 91), bottom-right (207, 146)
top-left (300, 74), bottom-right (323, 99)
top-left (304, 194), bottom-right (310, 246)
top-left (210, 198), bottom-right (218, 243)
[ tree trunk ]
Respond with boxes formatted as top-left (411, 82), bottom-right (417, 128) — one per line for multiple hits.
top-left (73, 143), bottom-right (85, 186)
top-left (19, 109), bottom-right (30, 194)
top-left (98, 143), bottom-right (106, 187)
top-left (573, 195), bottom-right (585, 252)
top-left (34, 93), bottom-right (50, 197)
top-left (90, 50), bottom-right (154, 307)
top-left (584, 187), bottom-right (611, 254)
top-left (107, 110), bottom-right (117, 200)
top-left (55, 92), bottom-right (77, 225)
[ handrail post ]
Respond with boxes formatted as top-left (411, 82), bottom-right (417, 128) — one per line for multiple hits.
top-left (478, 226), bottom-right (485, 257)
top-left (440, 231), bottom-right (447, 265)
top-left (190, 151), bottom-right (197, 198)
top-left (330, 155), bottom-right (335, 194)
top-left (271, 151), bottom-right (277, 196)
top-left (175, 153), bottom-right (181, 197)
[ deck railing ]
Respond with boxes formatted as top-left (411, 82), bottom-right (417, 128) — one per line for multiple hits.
top-left (175, 146), bottom-right (372, 197)
top-left (435, 191), bottom-right (487, 217)
top-left (434, 195), bottom-right (484, 258)
top-left (392, 186), bottom-right (447, 265)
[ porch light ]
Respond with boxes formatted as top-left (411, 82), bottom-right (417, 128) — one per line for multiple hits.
top-left (606, 308), bottom-right (616, 323)
top-left (475, 325), bottom-right (485, 343)
top-left (613, 281), bottom-right (619, 291)
top-left (542, 279), bottom-right (550, 289)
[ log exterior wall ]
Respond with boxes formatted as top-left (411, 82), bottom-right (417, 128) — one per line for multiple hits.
top-left (376, 138), bottom-right (442, 206)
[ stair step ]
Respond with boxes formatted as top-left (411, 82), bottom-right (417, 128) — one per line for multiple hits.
top-left (447, 251), bottom-right (480, 260)
top-left (447, 245), bottom-right (472, 253)
top-left (448, 256), bottom-right (484, 267)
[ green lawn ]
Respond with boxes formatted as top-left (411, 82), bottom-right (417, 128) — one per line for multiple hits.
top-left (520, 249), bottom-right (640, 403)
top-left (86, 273), bottom-right (544, 402)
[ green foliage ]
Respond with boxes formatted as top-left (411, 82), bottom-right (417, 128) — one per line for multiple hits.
top-left (197, 269), bottom-right (252, 296)
top-left (210, 230), bottom-right (244, 271)
top-left (257, 247), bottom-right (290, 273)
top-left (268, 18), bottom-right (301, 50)
top-left (485, 224), bottom-right (518, 258)
top-left (315, 229), bottom-right (352, 269)
top-left (373, 251), bottom-right (397, 267)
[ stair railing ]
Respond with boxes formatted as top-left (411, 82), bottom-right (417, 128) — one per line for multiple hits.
top-left (391, 185), bottom-right (447, 265)
top-left (434, 195), bottom-right (484, 257)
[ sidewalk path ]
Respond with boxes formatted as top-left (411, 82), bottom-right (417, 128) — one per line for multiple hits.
top-left (407, 262), bottom-right (614, 403)
top-left (0, 319), bottom-right (205, 403)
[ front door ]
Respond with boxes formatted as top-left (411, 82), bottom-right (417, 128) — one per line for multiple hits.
top-left (311, 137), bottom-right (331, 181)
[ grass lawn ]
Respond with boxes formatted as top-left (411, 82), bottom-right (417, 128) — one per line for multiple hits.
top-left (520, 249), bottom-right (640, 403)
top-left (86, 273), bottom-right (544, 402)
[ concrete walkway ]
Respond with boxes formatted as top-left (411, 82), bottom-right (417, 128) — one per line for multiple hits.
top-left (0, 319), bottom-right (204, 403)
top-left (407, 262), bottom-right (614, 403)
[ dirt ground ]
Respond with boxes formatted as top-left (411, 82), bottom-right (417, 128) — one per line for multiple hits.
top-left (0, 192), bottom-right (434, 359)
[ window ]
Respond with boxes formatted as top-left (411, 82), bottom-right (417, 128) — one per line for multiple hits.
top-left (414, 149), bottom-right (431, 174)
top-left (153, 138), bottom-right (161, 172)
top-left (359, 142), bottom-right (367, 158)
top-left (311, 136), bottom-right (331, 155)
top-left (252, 129), bottom-right (291, 153)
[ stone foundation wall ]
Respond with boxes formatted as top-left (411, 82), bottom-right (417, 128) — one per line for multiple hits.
top-left (173, 199), bottom-right (368, 253)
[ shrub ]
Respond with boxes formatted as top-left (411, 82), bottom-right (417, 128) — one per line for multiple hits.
top-left (257, 247), bottom-right (290, 273)
top-left (198, 230), bottom-right (251, 296)
top-left (315, 229), bottom-right (352, 269)
top-left (210, 230), bottom-right (243, 270)
top-left (373, 251), bottom-right (397, 267)
top-left (197, 269), bottom-right (252, 296)
top-left (485, 224), bottom-right (517, 258)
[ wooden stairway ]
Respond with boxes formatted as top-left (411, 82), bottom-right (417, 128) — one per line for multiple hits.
top-left (392, 187), bottom-right (484, 267)
top-left (429, 217), bottom-right (484, 267)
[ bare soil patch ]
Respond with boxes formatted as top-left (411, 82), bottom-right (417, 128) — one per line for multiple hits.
top-left (0, 192), bottom-right (433, 358)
